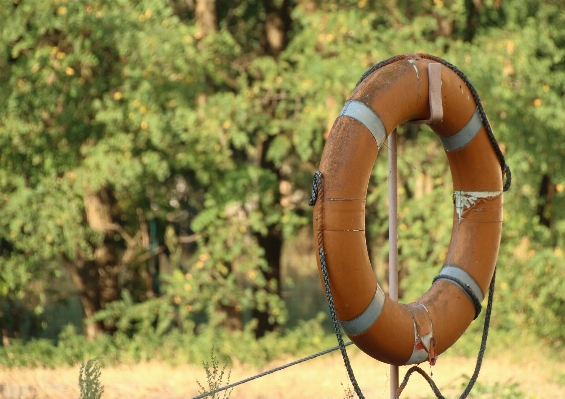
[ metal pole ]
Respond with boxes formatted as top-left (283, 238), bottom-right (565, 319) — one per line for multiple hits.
top-left (388, 128), bottom-right (399, 399)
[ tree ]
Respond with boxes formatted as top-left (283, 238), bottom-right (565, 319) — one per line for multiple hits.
top-left (0, 0), bottom-right (299, 340)
top-left (1, 0), bottom-right (564, 349)
top-left (0, 0), bottom-right (251, 340)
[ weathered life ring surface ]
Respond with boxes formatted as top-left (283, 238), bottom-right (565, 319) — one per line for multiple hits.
top-left (313, 54), bottom-right (505, 366)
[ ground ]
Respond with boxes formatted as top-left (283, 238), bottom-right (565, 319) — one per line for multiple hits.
top-left (1, 343), bottom-right (564, 399)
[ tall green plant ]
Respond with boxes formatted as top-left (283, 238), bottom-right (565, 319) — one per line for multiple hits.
top-left (78, 357), bottom-right (105, 399)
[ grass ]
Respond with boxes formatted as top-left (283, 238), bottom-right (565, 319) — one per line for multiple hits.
top-left (2, 342), bottom-right (562, 399)
top-left (554, 371), bottom-right (565, 386)
top-left (463, 378), bottom-right (527, 399)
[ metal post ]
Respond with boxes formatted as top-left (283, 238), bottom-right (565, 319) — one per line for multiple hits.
top-left (388, 128), bottom-right (399, 399)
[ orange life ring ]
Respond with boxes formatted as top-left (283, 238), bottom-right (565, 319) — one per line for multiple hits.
top-left (313, 54), bottom-right (507, 366)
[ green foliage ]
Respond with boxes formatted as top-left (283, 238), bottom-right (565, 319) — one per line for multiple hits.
top-left (91, 290), bottom-right (176, 338)
top-left (196, 346), bottom-right (233, 399)
top-left (78, 357), bottom-right (105, 399)
top-left (0, 315), bottom-right (334, 369)
top-left (0, 325), bottom-right (114, 368)
top-left (0, 0), bottom-right (564, 357)
top-left (0, 0), bottom-right (293, 338)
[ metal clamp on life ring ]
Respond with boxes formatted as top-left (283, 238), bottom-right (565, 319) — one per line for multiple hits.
top-left (312, 54), bottom-right (506, 366)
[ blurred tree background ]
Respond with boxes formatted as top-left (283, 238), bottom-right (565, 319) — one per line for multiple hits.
top-left (0, 0), bottom-right (564, 365)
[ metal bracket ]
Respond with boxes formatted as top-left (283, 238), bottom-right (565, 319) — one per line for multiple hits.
top-left (407, 62), bottom-right (443, 125)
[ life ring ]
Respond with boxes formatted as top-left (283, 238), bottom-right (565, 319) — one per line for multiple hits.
top-left (312, 54), bottom-right (508, 366)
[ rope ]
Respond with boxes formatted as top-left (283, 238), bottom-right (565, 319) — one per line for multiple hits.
top-left (315, 54), bottom-right (502, 398)
top-left (197, 54), bottom-right (502, 399)
top-left (191, 265), bottom-right (496, 399)
top-left (191, 341), bottom-right (354, 399)
top-left (191, 171), bottom-right (359, 399)
top-left (396, 269), bottom-right (497, 399)
top-left (309, 171), bottom-right (366, 398)
top-left (432, 274), bottom-right (482, 319)
top-left (308, 170), bottom-right (322, 206)
top-left (398, 366), bottom-right (446, 399)
top-left (356, 54), bottom-right (512, 193)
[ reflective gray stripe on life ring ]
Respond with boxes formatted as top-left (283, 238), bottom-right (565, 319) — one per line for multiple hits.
top-left (440, 108), bottom-right (482, 151)
top-left (340, 100), bottom-right (387, 149)
top-left (340, 285), bottom-right (386, 336)
top-left (436, 266), bottom-right (484, 303)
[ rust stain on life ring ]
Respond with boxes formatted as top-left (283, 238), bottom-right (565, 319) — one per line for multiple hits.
top-left (313, 54), bottom-right (503, 366)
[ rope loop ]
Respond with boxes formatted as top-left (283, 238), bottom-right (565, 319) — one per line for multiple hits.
top-left (309, 171), bottom-right (323, 206)
top-left (396, 366), bottom-right (446, 399)
top-left (503, 165), bottom-right (512, 192)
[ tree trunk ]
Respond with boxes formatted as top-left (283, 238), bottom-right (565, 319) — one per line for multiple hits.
top-left (220, 262), bottom-right (244, 331)
top-left (221, 302), bottom-right (244, 331)
top-left (64, 187), bottom-right (123, 341)
top-left (195, 0), bottom-right (217, 38)
top-left (84, 188), bottom-right (121, 310)
top-left (251, 135), bottom-right (285, 338)
top-left (262, 0), bottom-right (292, 57)
top-left (253, 225), bottom-right (283, 337)
top-left (537, 173), bottom-right (555, 228)
top-left (463, 0), bottom-right (481, 42)
top-left (250, 0), bottom-right (293, 338)
top-left (64, 255), bottom-right (104, 341)
top-left (1, 328), bottom-right (10, 347)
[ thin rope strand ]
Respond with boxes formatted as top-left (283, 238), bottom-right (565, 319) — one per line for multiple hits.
top-left (191, 342), bottom-right (354, 399)
top-left (311, 171), bottom-right (366, 398)
top-left (381, 141), bottom-right (424, 174)
top-left (396, 269), bottom-right (497, 399)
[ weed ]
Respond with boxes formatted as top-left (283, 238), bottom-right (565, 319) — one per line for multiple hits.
top-left (78, 357), bottom-right (105, 399)
top-left (341, 383), bottom-right (355, 399)
top-left (196, 346), bottom-right (233, 399)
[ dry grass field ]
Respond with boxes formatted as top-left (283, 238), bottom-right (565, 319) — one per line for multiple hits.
top-left (1, 342), bottom-right (564, 399)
